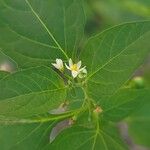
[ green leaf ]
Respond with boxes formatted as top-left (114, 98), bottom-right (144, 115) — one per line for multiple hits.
top-left (81, 21), bottom-right (150, 102)
top-left (67, 86), bottom-right (85, 111)
top-left (0, 66), bottom-right (66, 118)
top-left (0, 0), bottom-right (85, 68)
top-left (0, 121), bottom-right (54, 150)
top-left (0, 70), bottom-right (9, 79)
top-left (46, 124), bottom-right (128, 150)
top-left (102, 87), bottom-right (149, 121)
top-left (127, 93), bottom-right (150, 147)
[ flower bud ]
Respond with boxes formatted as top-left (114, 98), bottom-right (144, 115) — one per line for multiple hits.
top-left (131, 76), bottom-right (145, 89)
top-left (93, 106), bottom-right (103, 115)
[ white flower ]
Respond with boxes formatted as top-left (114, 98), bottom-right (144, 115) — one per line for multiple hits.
top-left (65, 58), bottom-right (86, 78)
top-left (52, 59), bottom-right (64, 71)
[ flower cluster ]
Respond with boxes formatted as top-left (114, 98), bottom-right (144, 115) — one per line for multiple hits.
top-left (52, 58), bottom-right (87, 78)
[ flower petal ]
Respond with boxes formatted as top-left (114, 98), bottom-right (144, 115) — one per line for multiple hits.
top-left (72, 70), bottom-right (78, 78)
top-left (56, 58), bottom-right (60, 63)
top-left (59, 59), bottom-right (64, 68)
top-left (56, 59), bottom-right (62, 66)
top-left (77, 61), bottom-right (81, 69)
top-left (82, 68), bottom-right (87, 74)
top-left (78, 68), bottom-right (87, 78)
top-left (52, 63), bottom-right (59, 69)
top-left (69, 58), bottom-right (73, 67)
top-left (65, 63), bottom-right (71, 70)
top-left (79, 66), bottom-right (86, 72)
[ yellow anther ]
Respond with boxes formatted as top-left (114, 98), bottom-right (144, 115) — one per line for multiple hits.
top-left (70, 64), bottom-right (78, 71)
